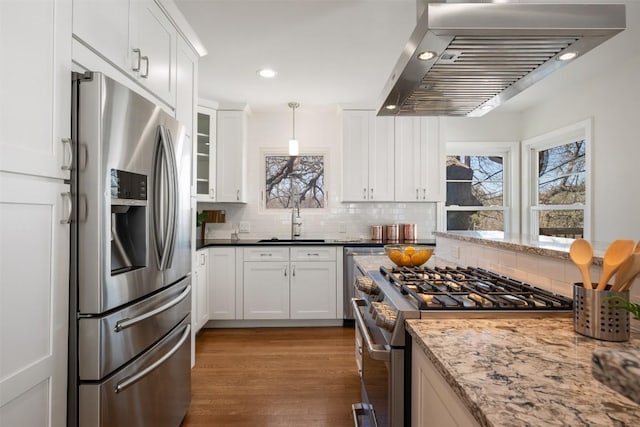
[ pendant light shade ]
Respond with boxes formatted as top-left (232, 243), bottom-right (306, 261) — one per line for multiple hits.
top-left (288, 102), bottom-right (299, 156)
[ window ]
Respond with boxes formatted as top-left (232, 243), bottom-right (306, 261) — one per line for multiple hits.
top-left (522, 119), bottom-right (591, 240)
top-left (445, 142), bottom-right (519, 234)
top-left (264, 155), bottom-right (325, 209)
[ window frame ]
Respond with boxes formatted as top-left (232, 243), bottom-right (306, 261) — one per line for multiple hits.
top-left (443, 141), bottom-right (520, 235)
top-left (521, 119), bottom-right (592, 241)
top-left (260, 148), bottom-right (329, 212)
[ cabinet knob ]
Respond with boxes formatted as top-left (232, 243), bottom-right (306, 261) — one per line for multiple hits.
top-left (416, 188), bottom-right (419, 200)
top-left (363, 188), bottom-right (367, 200)
top-left (284, 266), bottom-right (287, 277)
top-left (292, 265), bottom-right (296, 277)
top-left (237, 190), bottom-right (240, 201)
top-left (423, 188), bottom-right (427, 200)
top-left (370, 188), bottom-right (374, 199)
top-left (209, 188), bottom-right (215, 199)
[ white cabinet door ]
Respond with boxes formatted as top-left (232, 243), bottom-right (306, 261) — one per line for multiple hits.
top-left (342, 111), bottom-right (371, 201)
top-left (420, 117), bottom-right (444, 202)
top-left (129, 0), bottom-right (177, 106)
top-left (341, 111), bottom-right (395, 202)
top-left (195, 107), bottom-right (217, 201)
top-left (370, 117), bottom-right (395, 201)
top-left (194, 249), bottom-right (209, 331)
top-left (394, 117), bottom-right (422, 202)
top-left (243, 262), bottom-right (290, 319)
top-left (216, 110), bottom-right (246, 202)
top-left (0, 0), bottom-right (71, 179)
top-left (209, 247), bottom-right (237, 320)
top-left (412, 338), bottom-right (480, 427)
top-left (176, 36), bottom-right (197, 139)
top-left (72, 0), bottom-right (129, 72)
top-left (394, 117), bottom-right (444, 202)
top-left (290, 261), bottom-right (337, 319)
top-left (0, 173), bottom-right (70, 427)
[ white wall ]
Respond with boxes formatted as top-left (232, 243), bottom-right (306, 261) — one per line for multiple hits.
top-left (520, 1), bottom-right (640, 244)
top-left (200, 107), bottom-right (437, 240)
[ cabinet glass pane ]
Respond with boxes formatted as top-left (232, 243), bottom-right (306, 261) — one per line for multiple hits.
top-left (196, 112), bottom-right (211, 196)
top-left (197, 113), bottom-right (209, 136)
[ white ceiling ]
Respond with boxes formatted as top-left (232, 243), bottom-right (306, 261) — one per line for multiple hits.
top-left (174, 0), bottom-right (639, 113)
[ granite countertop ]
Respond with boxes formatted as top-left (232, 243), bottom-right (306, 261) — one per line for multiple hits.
top-left (435, 231), bottom-right (606, 266)
top-left (196, 239), bottom-right (436, 250)
top-left (406, 318), bottom-right (640, 427)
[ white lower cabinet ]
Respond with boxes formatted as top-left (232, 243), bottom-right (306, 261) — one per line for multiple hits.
top-left (209, 247), bottom-right (239, 320)
top-left (242, 246), bottom-right (338, 320)
top-left (193, 249), bottom-right (209, 331)
top-left (243, 261), bottom-right (290, 319)
top-left (412, 337), bottom-right (480, 427)
top-left (290, 261), bottom-right (337, 319)
top-left (0, 173), bottom-right (70, 427)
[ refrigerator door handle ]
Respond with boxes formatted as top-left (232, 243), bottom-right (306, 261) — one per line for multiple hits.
top-left (161, 126), bottom-right (179, 269)
top-left (114, 323), bottom-right (191, 394)
top-left (114, 283), bottom-right (191, 332)
top-left (153, 125), bottom-right (177, 271)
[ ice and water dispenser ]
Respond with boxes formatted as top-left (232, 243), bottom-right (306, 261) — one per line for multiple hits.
top-left (110, 169), bottom-right (147, 275)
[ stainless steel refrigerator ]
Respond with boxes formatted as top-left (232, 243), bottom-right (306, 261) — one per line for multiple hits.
top-left (68, 72), bottom-right (192, 427)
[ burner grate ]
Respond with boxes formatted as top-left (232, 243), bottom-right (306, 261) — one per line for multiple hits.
top-left (379, 266), bottom-right (573, 310)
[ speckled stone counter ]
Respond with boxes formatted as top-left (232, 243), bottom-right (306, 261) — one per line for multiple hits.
top-left (593, 348), bottom-right (640, 405)
top-left (406, 318), bottom-right (640, 426)
top-left (434, 231), bottom-right (606, 266)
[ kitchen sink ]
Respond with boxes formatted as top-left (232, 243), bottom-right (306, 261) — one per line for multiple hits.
top-left (257, 239), bottom-right (325, 244)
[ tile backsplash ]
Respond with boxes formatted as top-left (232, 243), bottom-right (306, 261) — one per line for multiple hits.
top-left (199, 201), bottom-right (437, 241)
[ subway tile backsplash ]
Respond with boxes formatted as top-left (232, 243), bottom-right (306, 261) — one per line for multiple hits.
top-left (199, 201), bottom-right (438, 241)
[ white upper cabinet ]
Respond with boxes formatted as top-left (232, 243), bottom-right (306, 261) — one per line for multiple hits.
top-left (129, 0), bottom-right (177, 105)
top-left (216, 110), bottom-right (247, 203)
top-left (175, 35), bottom-right (197, 138)
top-left (342, 111), bottom-right (395, 202)
top-left (394, 117), bottom-right (444, 202)
top-left (72, 0), bottom-right (130, 72)
top-left (0, 0), bottom-right (71, 179)
top-left (72, 0), bottom-right (177, 107)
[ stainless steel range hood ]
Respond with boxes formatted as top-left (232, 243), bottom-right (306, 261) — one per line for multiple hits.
top-left (377, 1), bottom-right (625, 117)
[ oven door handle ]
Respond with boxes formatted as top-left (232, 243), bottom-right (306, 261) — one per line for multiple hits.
top-left (351, 298), bottom-right (390, 361)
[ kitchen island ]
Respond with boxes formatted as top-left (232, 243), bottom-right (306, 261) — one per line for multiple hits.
top-left (406, 317), bottom-right (640, 427)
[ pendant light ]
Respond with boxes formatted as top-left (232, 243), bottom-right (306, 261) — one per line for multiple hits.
top-left (288, 102), bottom-right (299, 156)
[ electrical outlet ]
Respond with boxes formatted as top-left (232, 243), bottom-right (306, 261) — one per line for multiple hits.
top-left (338, 222), bottom-right (347, 233)
top-left (239, 222), bottom-right (250, 233)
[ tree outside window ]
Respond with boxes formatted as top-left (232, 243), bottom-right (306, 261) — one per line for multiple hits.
top-left (265, 155), bottom-right (325, 209)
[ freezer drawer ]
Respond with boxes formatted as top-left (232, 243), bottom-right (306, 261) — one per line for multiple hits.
top-left (79, 277), bottom-right (191, 380)
top-left (79, 316), bottom-right (191, 427)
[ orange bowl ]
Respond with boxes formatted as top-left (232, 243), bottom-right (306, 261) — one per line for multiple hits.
top-left (384, 245), bottom-right (434, 267)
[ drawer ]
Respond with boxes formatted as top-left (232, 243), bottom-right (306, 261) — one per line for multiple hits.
top-left (243, 247), bottom-right (289, 261)
top-left (290, 246), bottom-right (336, 261)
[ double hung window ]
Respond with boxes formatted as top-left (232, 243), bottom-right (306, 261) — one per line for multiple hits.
top-left (445, 142), bottom-right (519, 234)
top-left (522, 119), bottom-right (591, 240)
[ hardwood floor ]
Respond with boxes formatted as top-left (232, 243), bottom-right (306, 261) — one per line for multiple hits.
top-left (181, 326), bottom-right (361, 427)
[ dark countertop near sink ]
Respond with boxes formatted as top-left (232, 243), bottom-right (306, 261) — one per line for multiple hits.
top-left (196, 238), bottom-right (436, 250)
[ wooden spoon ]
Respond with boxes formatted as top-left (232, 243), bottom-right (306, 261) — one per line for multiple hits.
top-left (569, 239), bottom-right (593, 288)
top-left (614, 242), bottom-right (640, 291)
top-left (596, 240), bottom-right (636, 290)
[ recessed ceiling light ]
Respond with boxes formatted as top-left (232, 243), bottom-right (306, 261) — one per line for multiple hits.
top-left (385, 104), bottom-right (397, 110)
top-left (557, 52), bottom-right (578, 61)
top-left (417, 51), bottom-right (437, 61)
top-left (257, 68), bottom-right (277, 78)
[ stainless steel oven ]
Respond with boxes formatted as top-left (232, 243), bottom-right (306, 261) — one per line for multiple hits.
top-left (351, 263), bottom-right (574, 427)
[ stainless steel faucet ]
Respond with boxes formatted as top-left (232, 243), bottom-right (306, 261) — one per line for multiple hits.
top-left (291, 197), bottom-right (302, 239)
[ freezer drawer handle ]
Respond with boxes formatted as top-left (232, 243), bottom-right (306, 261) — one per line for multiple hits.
top-left (114, 284), bottom-right (191, 332)
top-left (351, 298), bottom-right (390, 361)
top-left (352, 402), bottom-right (379, 427)
top-left (115, 323), bottom-right (191, 394)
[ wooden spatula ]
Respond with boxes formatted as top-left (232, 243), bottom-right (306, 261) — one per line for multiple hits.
top-left (569, 239), bottom-right (593, 288)
top-left (613, 242), bottom-right (640, 291)
top-left (596, 240), bottom-right (636, 290)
